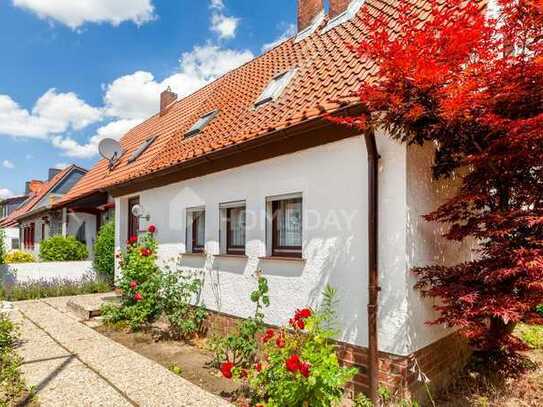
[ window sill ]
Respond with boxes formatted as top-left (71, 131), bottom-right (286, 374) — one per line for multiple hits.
top-left (214, 254), bottom-right (248, 259)
top-left (258, 256), bottom-right (306, 263)
top-left (183, 252), bottom-right (206, 257)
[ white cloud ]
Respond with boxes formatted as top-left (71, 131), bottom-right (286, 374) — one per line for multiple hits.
top-left (0, 188), bottom-right (14, 199)
top-left (54, 162), bottom-right (68, 169)
top-left (57, 43), bottom-right (253, 158)
top-left (262, 24), bottom-right (296, 52)
top-left (209, 0), bottom-right (239, 39)
top-left (12, 0), bottom-right (156, 29)
top-left (0, 89), bottom-right (102, 139)
top-left (2, 160), bottom-right (15, 169)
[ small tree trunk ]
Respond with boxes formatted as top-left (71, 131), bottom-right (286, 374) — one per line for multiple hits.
top-left (488, 317), bottom-right (516, 350)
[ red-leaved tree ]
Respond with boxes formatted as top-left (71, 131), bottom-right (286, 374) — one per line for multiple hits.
top-left (335, 0), bottom-right (543, 352)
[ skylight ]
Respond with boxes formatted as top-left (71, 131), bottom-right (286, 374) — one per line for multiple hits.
top-left (255, 69), bottom-right (297, 108)
top-left (185, 110), bottom-right (220, 138)
top-left (321, 0), bottom-right (365, 34)
top-left (295, 10), bottom-right (325, 43)
top-left (128, 136), bottom-right (156, 164)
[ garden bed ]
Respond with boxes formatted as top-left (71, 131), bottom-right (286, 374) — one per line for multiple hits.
top-left (93, 324), bottom-right (241, 403)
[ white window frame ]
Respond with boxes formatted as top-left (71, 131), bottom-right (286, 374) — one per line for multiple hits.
top-left (255, 69), bottom-right (297, 108)
top-left (321, 0), bottom-right (365, 34)
top-left (185, 110), bottom-right (220, 138)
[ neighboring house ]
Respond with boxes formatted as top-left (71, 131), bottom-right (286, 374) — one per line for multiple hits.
top-left (0, 180), bottom-right (44, 250)
top-left (55, 0), bottom-right (476, 399)
top-left (0, 166), bottom-right (99, 257)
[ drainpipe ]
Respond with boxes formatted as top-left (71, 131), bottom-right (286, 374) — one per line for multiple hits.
top-left (364, 129), bottom-right (380, 404)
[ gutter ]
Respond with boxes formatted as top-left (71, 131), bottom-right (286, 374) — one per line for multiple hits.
top-left (364, 129), bottom-right (380, 404)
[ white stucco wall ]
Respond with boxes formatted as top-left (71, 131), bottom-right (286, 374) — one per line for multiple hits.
top-left (0, 261), bottom-right (93, 284)
top-left (1, 227), bottom-right (20, 250)
top-left (113, 134), bottom-right (474, 356)
top-left (67, 212), bottom-right (97, 257)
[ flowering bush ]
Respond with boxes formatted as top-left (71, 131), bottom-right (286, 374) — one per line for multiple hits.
top-left (101, 228), bottom-right (161, 330)
top-left (4, 250), bottom-right (36, 264)
top-left (209, 275), bottom-right (270, 368)
top-left (222, 286), bottom-right (357, 406)
top-left (159, 260), bottom-right (207, 340)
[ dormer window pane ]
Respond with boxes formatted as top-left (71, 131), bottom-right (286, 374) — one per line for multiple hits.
top-left (185, 110), bottom-right (219, 138)
top-left (255, 69), bottom-right (297, 108)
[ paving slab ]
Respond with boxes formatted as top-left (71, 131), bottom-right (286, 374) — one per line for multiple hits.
top-left (9, 296), bottom-right (231, 407)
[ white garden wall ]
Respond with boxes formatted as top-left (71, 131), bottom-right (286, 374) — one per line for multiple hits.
top-left (0, 261), bottom-right (93, 285)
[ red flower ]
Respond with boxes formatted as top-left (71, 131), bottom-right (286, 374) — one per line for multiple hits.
top-left (134, 292), bottom-right (143, 302)
top-left (140, 247), bottom-right (152, 257)
top-left (295, 308), bottom-right (312, 320)
top-left (297, 319), bottom-right (305, 330)
top-left (220, 362), bottom-right (234, 379)
top-left (275, 336), bottom-right (285, 348)
top-left (262, 328), bottom-right (274, 343)
top-left (300, 362), bottom-right (311, 378)
top-left (129, 280), bottom-right (138, 290)
top-left (147, 224), bottom-right (156, 234)
top-left (285, 354), bottom-right (301, 373)
top-left (127, 236), bottom-right (138, 245)
top-left (254, 362), bottom-right (262, 372)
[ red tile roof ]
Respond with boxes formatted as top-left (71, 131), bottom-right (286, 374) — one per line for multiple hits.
top-left (0, 165), bottom-right (86, 227)
top-left (57, 0), bottom-right (437, 205)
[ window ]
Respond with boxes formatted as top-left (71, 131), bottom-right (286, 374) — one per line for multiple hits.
top-left (12, 238), bottom-right (20, 250)
top-left (295, 10), bottom-right (325, 43)
top-left (255, 69), bottom-right (297, 108)
top-left (128, 197), bottom-right (140, 240)
top-left (187, 208), bottom-right (205, 253)
top-left (268, 195), bottom-right (303, 258)
top-left (185, 110), bottom-right (219, 138)
top-left (220, 201), bottom-right (246, 255)
top-left (128, 136), bottom-right (156, 163)
top-left (321, 0), bottom-right (365, 34)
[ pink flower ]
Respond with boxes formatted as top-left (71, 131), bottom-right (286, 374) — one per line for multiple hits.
top-left (134, 292), bottom-right (143, 302)
top-left (220, 362), bottom-right (234, 379)
top-left (130, 280), bottom-right (138, 290)
top-left (147, 224), bottom-right (156, 234)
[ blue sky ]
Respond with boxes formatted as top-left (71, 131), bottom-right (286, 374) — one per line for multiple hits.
top-left (0, 0), bottom-right (297, 197)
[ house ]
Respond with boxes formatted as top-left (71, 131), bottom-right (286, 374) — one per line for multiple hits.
top-left (0, 166), bottom-right (100, 257)
top-left (0, 180), bottom-right (45, 250)
top-left (55, 0), bottom-right (477, 399)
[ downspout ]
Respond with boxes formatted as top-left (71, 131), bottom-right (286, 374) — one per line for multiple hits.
top-left (364, 129), bottom-right (380, 404)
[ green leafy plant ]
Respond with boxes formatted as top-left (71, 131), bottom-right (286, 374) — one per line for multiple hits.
top-left (4, 250), bottom-right (36, 264)
top-left (353, 393), bottom-right (373, 407)
top-left (101, 226), bottom-right (161, 330)
top-left (0, 314), bottom-right (36, 406)
top-left (159, 261), bottom-right (207, 339)
top-left (0, 229), bottom-right (6, 265)
top-left (39, 235), bottom-right (88, 262)
top-left (93, 221), bottom-right (115, 283)
top-left (517, 324), bottom-right (543, 349)
top-left (240, 286), bottom-right (357, 407)
top-left (210, 275), bottom-right (269, 368)
top-left (536, 304), bottom-right (543, 317)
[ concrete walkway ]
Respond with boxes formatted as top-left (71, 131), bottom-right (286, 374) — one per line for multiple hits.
top-left (8, 295), bottom-right (231, 407)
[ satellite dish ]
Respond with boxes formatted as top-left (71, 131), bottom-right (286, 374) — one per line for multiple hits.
top-left (131, 204), bottom-right (150, 221)
top-left (98, 138), bottom-right (123, 169)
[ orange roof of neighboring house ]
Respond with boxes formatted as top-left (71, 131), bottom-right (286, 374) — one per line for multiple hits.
top-left (56, 0), bottom-right (438, 205)
top-left (0, 165), bottom-right (86, 227)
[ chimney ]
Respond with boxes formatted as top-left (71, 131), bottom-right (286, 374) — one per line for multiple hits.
top-left (160, 87), bottom-right (177, 115)
top-left (298, 0), bottom-right (324, 32)
top-left (329, 0), bottom-right (351, 18)
top-left (25, 180), bottom-right (44, 195)
top-left (48, 168), bottom-right (62, 181)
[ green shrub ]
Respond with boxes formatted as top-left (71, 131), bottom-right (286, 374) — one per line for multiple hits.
top-left (39, 235), bottom-right (88, 262)
top-left (241, 286), bottom-right (357, 407)
top-left (518, 324), bottom-right (543, 349)
top-left (0, 229), bottom-right (6, 265)
top-left (0, 275), bottom-right (111, 301)
top-left (102, 229), bottom-right (161, 330)
top-left (160, 263), bottom-right (207, 340)
top-left (4, 250), bottom-right (36, 264)
top-left (209, 276), bottom-right (269, 368)
top-left (94, 222), bottom-right (115, 283)
top-left (536, 304), bottom-right (543, 316)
